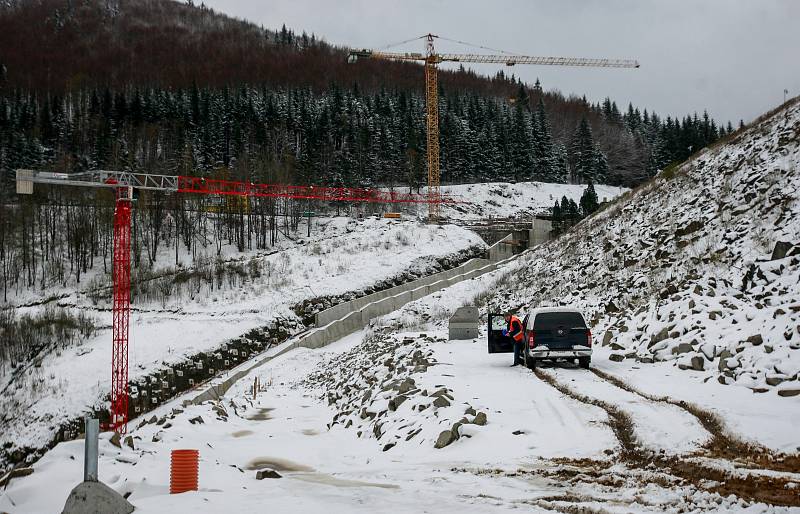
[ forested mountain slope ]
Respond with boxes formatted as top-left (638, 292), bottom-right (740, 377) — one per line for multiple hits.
top-left (0, 0), bottom-right (730, 195)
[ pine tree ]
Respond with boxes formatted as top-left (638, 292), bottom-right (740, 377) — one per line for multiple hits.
top-left (593, 146), bottom-right (608, 184)
top-left (579, 179), bottom-right (599, 216)
top-left (533, 98), bottom-right (556, 181)
top-left (551, 199), bottom-right (562, 235)
top-left (569, 116), bottom-right (595, 183)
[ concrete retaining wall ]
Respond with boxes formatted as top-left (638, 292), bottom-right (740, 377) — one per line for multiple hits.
top-left (190, 232), bottom-right (520, 405)
top-left (315, 257), bottom-right (489, 327)
top-left (315, 233), bottom-right (517, 327)
top-left (487, 233), bottom-right (516, 262)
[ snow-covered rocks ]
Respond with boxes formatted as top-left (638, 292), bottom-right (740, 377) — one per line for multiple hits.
top-left (492, 98), bottom-right (800, 395)
top-left (304, 330), bottom-right (488, 451)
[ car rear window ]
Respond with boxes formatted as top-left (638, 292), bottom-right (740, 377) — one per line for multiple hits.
top-left (533, 312), bottom-right (586, 330)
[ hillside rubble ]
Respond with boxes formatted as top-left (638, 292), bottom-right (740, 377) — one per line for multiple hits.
top-left (493, 99), bottom-right (800, 395)
top-left (304, 330), bottom-right (489, 452)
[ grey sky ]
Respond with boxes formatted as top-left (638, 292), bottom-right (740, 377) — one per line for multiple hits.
top-left (202, 0), bottom-right (800, 125)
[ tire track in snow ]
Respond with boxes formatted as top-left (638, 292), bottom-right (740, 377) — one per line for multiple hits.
top-left (547, 366), bottom-right (710, 455)
top-left (590, 367), bottom-right (800, 475)
top-left (533, 366), bottom-right (800, 507)
top-left (533, 368), bottom-right (645, 461)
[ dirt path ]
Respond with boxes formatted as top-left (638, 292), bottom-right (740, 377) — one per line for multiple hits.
top-left (533, 365), bottom-right (800, 507)
top-left (590, 367), bottom-right (800, 474)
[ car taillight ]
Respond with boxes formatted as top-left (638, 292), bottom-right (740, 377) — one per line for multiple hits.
top-left (587, 329), bottom-right (592, 347)
top-left (528, 331), bottom-right (536, 349)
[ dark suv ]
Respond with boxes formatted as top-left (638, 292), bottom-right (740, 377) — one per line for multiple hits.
top-left (488, 308), bottom-right (592, 369)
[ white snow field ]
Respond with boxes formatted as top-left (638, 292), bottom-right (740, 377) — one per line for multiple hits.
top-left (0, 218), bottom-right (484, 470)
top-left (417, 180), bottom-right (627, 220)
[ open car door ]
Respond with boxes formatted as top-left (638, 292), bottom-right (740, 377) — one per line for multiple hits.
top-left (488, 313), bottom-right (513, 353)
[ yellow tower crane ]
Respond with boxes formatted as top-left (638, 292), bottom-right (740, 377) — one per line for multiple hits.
top-left (348, 34), bottom-right (639, 221)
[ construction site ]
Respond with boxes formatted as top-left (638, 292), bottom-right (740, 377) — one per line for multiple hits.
top-left (1, 3), bottom-right (799, 513)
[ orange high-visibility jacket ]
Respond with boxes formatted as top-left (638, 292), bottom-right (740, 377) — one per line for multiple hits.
top-left (507, 315), bottom-right (524, 342)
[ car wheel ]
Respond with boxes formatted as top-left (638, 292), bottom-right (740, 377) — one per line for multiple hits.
top-left (579, 357), bottom-right (591, 369)
top-left (525, 352), bottom-right (536, 370)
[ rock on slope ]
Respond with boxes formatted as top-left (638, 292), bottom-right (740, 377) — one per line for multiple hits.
top-left (495, 98), bottom-right (800, 395)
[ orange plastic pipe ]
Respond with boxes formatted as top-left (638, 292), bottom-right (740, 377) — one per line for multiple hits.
top-left (170, 449), bottom-right (199, 494)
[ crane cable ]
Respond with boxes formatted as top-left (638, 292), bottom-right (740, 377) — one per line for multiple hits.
top-left (376, 34), bottom-right (517, 56)
top-left (435, 35), bottom-right (517, 56)
top-left (379, 34), bottom-right (428, 50)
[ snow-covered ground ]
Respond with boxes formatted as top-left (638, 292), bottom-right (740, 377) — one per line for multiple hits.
top-left (416, 181), bottom-right (627, 220)
top-left (0, 218), bottom-right (484, 470)
top-left (3, 101), bottom-right (799, 513)
top-left (3, 316), bottom-right (797, 512)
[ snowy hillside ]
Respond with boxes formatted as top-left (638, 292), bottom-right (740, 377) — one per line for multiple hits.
top-left (416, 180), bottom-right (627, 220)
top-left (0, 218), bottom-right (484, 471)
top-left (492, 98), bottom-right (800, 398)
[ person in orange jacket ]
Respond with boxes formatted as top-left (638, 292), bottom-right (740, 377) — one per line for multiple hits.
top-left (504, 312), bottom-right (524, 367)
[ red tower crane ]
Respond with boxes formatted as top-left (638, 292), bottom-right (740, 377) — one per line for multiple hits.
top-left (16, 169), bottom-right (459, 433)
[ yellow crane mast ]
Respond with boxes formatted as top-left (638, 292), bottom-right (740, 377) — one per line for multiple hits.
top-left (348, 34), bottom-right (639, 222)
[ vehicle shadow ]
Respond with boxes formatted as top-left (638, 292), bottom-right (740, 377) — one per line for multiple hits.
top-left (532, 359), bottom-right (585, 371)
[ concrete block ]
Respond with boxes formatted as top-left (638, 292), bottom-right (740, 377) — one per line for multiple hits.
top-left (449, 306), bottom-right (480, 340)
top-left (62, 481), bottom-right (134, 514)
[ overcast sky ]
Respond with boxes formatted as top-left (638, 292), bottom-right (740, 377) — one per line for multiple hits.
top-left (202, 0), bottom-right (800, 125)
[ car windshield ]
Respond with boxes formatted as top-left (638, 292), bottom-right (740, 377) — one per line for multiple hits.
top-left (534, 312), bottom-right (586, 330)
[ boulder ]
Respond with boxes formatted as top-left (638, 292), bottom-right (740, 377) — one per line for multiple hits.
top-left (464, 406), bottom-right (476, 416)
top-left (0, 467), bottom-right (33, 488)
top-left (450, 422), bottom-right (463, 441)
top-left (123, 436), bottom-right (135, 450)
top-left (778, 388), bottom-right (800, 398)
top-left (610, 343), bottom-right (625, 351)
top-left (771, 241), bottom-right (793, 260)
top-left (700, 343), bottom-right (716, 361)
top-left (602, 331), bottom-right (613, 346)
top-left (398, 378), bottom-right (416, 394)
top-left (473, 412), bottom-right (488, 426)
top-left (255, 469), bottom-right (282, 479)
top-left (609, 354), bottom-right (625, 362)
top-left (690, 356), bottom-right (705, 371)
top-left (434, 430), bottom-right (456, 449)
top-left (651, 327), bottom-right (671, 345)
top-left (718, 352), bottom-right (739, 371)
top-left (671, 343), bottom-right (693, 355)
top-left (433, 396), bottom-right (451, 408)
top-left (388, 395), bottom-right (407, 411)
top-left (62, 481), bottom-right (134, 514)
top-left (746, 334), bottom-right (763, 346)
top-left (675, 220), bottom-right (704, 237)
top-left (766, 376), bottom-right (785, 386)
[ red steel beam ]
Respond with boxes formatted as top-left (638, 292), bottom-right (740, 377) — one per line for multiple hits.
top-left (177, 176), bottom-right (460, 204)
